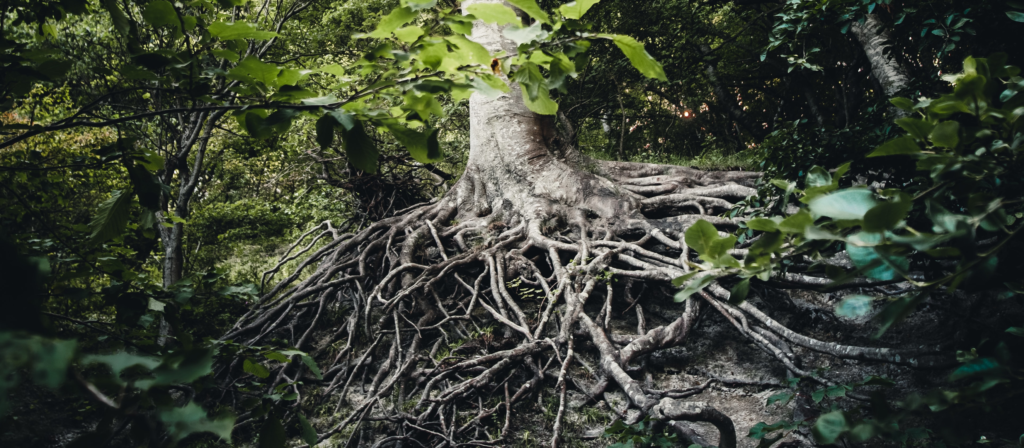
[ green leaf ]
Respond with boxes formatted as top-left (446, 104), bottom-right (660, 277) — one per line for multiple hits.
top-left (929, 121), bottom-right (960, 148)
top-left (342, 122), bottom-right (380, 174)
top-left (300, 355), bottom-right (324, 381)
top-left (868, 135), bottom-right (921, 157)
top-left (89, 190), bottom-right (134, 245)
top-left (387, 124), bottom-right (442, 163)
top-left (778, 210), bottom-right (813, 233)
top-left (243, 358), bottom-right (270, 378)
top-left (674, 274), bottom-right (715, 302)
top-left (894, 117), bottom-right (934, 140)
top-left (506, 0), bottom-right (550, 23)
top-left (367, 7), bottom-right (418, 39)
top-left (100, 0), bottom-right (131, 37)
top-left (765, 392), bottom-right (794, 407)
top-left (863, 196), bottom-right (912, 232)
top-left (263, 351), bottom-right (289, 363)
top-left (671, 271), bottom-right (700, 287)
top-left (684, 220), bottom-right (719, 255)
top-left (504, 22), bottom-right (548, 45)
top-left (729, 278), bottom-right (750, 305)
top-left (258, 414), bottom-right (286, 448)
top-left (208, 21), bottom-right (279, 40)
top-left (600, 34), bottom-right (667, 81)
top-left (159, 401), bottom-right (235, 443)
top-left (1007, 11), bottom-right (1024, 22)
top-left (142, 0), bottom-right (182, 36)
top-left (812, 411), bottom-right (847, 444)
top-left (315, 115), bottom-right (336, 149)
top-left (465, 3), bottom-right (520, 25)
top-left (521, 85), bottom-right (558, 114)
top-left (949, 357), bottom-right (1000, 381)
top-left (211, 49), bottom-right (240, 63)
top-left (447, 35), bottom-right (491, 65)
top-left (835, 295), bottom-right (873, 318)
top-left (808, 189), bottom-right (878, 220)
top-left (746, 218), bottom-right (778, 232)
top-left (401, 0), bottom-right (437, 11)
top-left (873, 293), bottom-right (925, 337)
top-left (229, 56), bottom-right (280, 86)
top-left (82, 352), bottom-right (161, 384)
top-left (889, 97), bottom-right (915, 111)
top-left (805, 166), bottom-right (831, 188)
top-left (298, 414), bottom-right (318, 446)
top-left (394, 25), bottom-right (424, 43)
top-left (559, 0), bottom-right (600, 19)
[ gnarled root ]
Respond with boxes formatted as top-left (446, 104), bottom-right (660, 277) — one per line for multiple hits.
top-left (215, 164), bottom-right (932, 447)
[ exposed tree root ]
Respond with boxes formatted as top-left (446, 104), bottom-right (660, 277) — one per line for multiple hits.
top-left (214, 159), bottom-right (940, 448)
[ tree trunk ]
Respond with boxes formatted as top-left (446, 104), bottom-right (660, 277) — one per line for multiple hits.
top-left (850, 14), bottom-right (910, 98)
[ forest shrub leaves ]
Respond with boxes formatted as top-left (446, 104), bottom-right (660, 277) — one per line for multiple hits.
top-left (464, 3), bottom-right (520, 25)
top-left (599, 34), bottom-right (668, 81)
top-left (88, 190), bottom-right (134, 245)
top-left (560, 0), bottom-right (601, 20)
top-left (209, 21), bottom-right (279, 41)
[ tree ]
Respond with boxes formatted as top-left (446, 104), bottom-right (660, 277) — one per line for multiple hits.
top-left (219, 2), bottom-right (959, 447)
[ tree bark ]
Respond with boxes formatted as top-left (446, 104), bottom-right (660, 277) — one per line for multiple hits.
top-left (850, 14), bottom-right (910, 98)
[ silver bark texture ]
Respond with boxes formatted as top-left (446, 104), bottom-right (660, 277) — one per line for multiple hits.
top-left (850, 14), bottom-right (910, 97)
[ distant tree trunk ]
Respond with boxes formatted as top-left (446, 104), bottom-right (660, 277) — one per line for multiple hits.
top-left (850, 14), bottom-right (910, 98)
top-left (700, 45), bottom-right (766, 141)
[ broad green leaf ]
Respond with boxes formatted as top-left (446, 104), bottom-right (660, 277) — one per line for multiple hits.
top-left (835, 295), bottom-right (873, 318)
top-left (729, 278), bottom-right (750, 305)
top-left (765, 392), bottom-right (794, 407)
top-left (873, 292), bottom-right (925, 338)
top-left (512, 62), bottom-right (545, 101)
top-left (316, 64), bottom-right (346, 77)
top-left (867, 135), bottom-right (920, 157)
top-left (846, 232), bottom-right (908, 281)
top-left (1008, 11), bottom-right (1024, 22)
top-left (507, 0), bottom-right (550, 23)
top-left (100, 0), bottom-right (131, 37)
top-left (812, 411), bottom-right (847, 444)
top-left (469, 74), bottom-right (509, 98)
top-left (394, 25), bottom-right (424, 43)
top-left (315, 114), bottom-right (336, 149)
top-left (929, 121), bottom-right (960, 148)
top-left (367, 7), bottom-right (418, 39)
top-left (894, 117), bottom-right (934, 140)
top-left (401, 0), bottom-right (437, 11)
top-left (503, 22), bottom-right (548, 45)
top-left (342, 122), bottom-right (380, 174)
top-left (559, 0), bottom-right (600, 19)
top-left (229, 56), bottom-right (280, 86)
top-left (949, 357), bottom-right (1000, 381)
top-left (599, 34), bottom-right (667, 81)
top-left (521, 86), bottom-right (558, 114)
top-left (258, 414), bottom-right (286, 448)
top-left (684, 219), bottom-right (719, 255)
top-left (671, 271), bottom-right (700, 287)
top-left (778, 210), bottom-right (813, 233)
top-left (805, 166), bottom-right (831, 188)
top-left (263, 351), bottom-right (289, 363)
top-left (243, 358), bottom-right (270, 378)
top-left (139, 348), bottom-right (216, 388)
top-left (211, 49), bottom-right (240, 63)
top-left (674, 274), bottom-right (715, 302)
top-left (300, 355), bottom-right (324, 381)
top-left (889, 97), bottom-right (915, 111)
top-left (160, 402), bottom-right (235, 443)
top-left (142, 0), bottom-right (182, 36)
top-left (465, 3), bottom-right (520, 25)
top-left (446, 35), bottom-right (490, 65)
top-left (298, 414), bottom-right (318, 446)
top-left (208, 21), bottom-right (279, 40)
top-left (386, 124), bottom-right (442, 163)
top-left (746, 218), bottom-right (778, 231)
top-left (863, 196), bottom-right (912, 232)
top-left (270, 86), bottom-right (316, 102)
top-left (89, 190), bottom-right (134, 244)
top-left (808, 189), bottom-right (878, 220)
